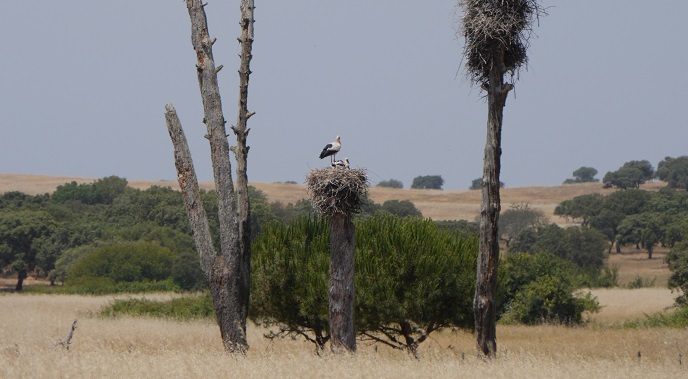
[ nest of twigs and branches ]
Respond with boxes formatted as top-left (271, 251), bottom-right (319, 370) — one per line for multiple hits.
top-left (306, 168), bottom-right (368, 216)
top-left (458, 0), bottom-right (545, 85)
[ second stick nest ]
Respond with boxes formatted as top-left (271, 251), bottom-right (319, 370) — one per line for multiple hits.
top-left (306, 168), bottom-right (368, 216)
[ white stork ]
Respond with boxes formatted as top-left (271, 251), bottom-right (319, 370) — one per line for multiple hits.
top-left (331, 158), bottom-right (350, 169)
top-left (319, 135), bottom-right (341, 164)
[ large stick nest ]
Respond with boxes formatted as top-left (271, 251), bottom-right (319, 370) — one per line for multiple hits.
top-left (306, 168), bottom-right (369, 216)
top-left (458, 0), bottom-right (545, 86)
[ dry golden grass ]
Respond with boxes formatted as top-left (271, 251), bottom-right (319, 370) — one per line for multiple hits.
top-left (1, 293), bottom-right (686, 378)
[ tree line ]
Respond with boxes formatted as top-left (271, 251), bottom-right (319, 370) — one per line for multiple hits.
top-left (0, 176), bottom-right (426, 291)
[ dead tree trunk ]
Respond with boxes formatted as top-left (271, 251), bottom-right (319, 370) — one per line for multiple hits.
top-left (306, 167), bottom-right (367, 354)
top-left (328, 212), bottom-right (356, 353)
top-left (474, 47), bottom-right (513, 359)
top-left (165, 104), bottom-right (247, 354)
top-left (230, 0), bottom-right (255, 322)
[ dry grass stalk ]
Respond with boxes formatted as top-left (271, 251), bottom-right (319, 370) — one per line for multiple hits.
top-left (458, 0), bottom-right (545, 85)
top-left (306, 168), bottom-right (368, 216)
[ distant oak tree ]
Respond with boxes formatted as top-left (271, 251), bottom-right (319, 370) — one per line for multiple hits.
top-left (656, 156), bottom-right (688, 190)
top-left (411, 175), bottom-right (444, 190)
top-left (603, 160), bottom-right (654, 189)
top-left (377, 179), bottom-right (403, 189)
top-left (563, 166), bottom-right (599, 184)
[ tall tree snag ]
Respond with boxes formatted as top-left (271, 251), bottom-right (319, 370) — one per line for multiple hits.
top-left (162, 0), bottom-right (257, 354)
top-left (328, 212), bottom-right (356, 353)
top-left (306, 168), bottom-right (368, 354)
top-left (458, 0), bottom-right (543, 358)
top-left (231, 0), bottom-right (255, 319)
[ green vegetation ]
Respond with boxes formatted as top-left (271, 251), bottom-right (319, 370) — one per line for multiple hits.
top-left (380, 199), bottom-right (422, 218)
top-left (603, 160), bottom-right (655, 189)
top-left (622, 306), bottom-right (688, 328)
top-left (411, 175), bottom-right (444, 190)
top-left (656, 156), bottom-right (688, 190)
top-left (498, 204), bottom-right (547, 248)
top-left (100, 293), bottom-right (214, 320)
top-left (563, 166), bottom-right (599, 184)
top-left (498, 252), bottom-right (600, 325)
top-left (251, 214), bottom-right (478, 353)
top-left (376, 179), bottom-right (403, 189)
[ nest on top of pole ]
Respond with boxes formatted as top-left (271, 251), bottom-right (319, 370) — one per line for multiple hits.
top-left (306, 168), bottom-right (368, 216)
top-left (459, 0), bottom-right (545, 86)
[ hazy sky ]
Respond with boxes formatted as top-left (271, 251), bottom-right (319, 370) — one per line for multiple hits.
top-left (1, 1), bottom-right (687, 190)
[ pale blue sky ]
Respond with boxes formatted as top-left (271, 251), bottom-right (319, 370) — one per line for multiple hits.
top-left (1, 1), bottom-right (686, 190)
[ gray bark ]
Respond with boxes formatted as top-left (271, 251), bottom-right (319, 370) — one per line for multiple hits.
top-left (474, 47), bottom-right (512, 359)
top-left (165, 104), bottom-right (247, 354)
top-left (328, 212), bottom-right (356, 353)
top-left (230, 0), bottom-right (255, 326)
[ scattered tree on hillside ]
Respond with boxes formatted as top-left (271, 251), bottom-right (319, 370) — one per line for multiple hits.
top-left (411, 175), bottom-right (444, 190)
top-left (377, 179), bottom-right (403, 189)
top-left (457, 0), bottom-right (544, 358)
top-left (563, 166), bottom-right (599, 184)
top-left (656, 156), bottom-right (688, 190)
top-left (509, 223), bottom-right (608, 270)
top-left (164, 0), bottom-right (255, 354)
top-left (603, 160), bottom-right (654, 189)
top-left (554, 193), bottom-right (604, 227)
top-left (498, 204), bottom-right (547, 248)
top-left (617, 213), bottom-right (666, 259)
top-left (0, 210), bottom-right (57, 290)
top-left (381, 200), bottom-right (422, 218)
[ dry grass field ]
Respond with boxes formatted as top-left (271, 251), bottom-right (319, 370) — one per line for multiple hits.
top-left (0, 289), bottom-right (685, 379)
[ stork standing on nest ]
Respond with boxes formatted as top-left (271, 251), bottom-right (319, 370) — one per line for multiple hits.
top-left (319, 135), bottom-right (341, 164)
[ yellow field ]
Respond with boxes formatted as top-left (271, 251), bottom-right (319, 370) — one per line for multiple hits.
top-left (0, 289), bottom-right (685, 379)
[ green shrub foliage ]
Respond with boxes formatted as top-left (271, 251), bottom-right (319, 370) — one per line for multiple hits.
top-left (498, 252), bottom-right (600, 325)
top-left (251, 214), bottom-right (479, 353)
top-left (68, 241), bottom-right (177, 285)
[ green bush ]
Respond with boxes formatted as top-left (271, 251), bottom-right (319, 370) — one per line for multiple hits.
top-left (622, 306), bottom-right (688, 328)
top-left (666, 242), bottom-right (688, 305)
top-left (251, 214), bottom-right (478, 352)
top-left (100, 293), bottom-right (214, 320)
top-left (377, 179), bottom-right (403, 189)
top-left (380, 199), bottom-right (422, 218)
top-left (63, 277), bottom-right (180, 295)
top-left (498, 252), bottom-right (599, 325)
top-left (509, 223), bottom-right (608, 270)
top-left (411, 175), bottom-right (444, 190)
top-left (625, 275), bottom-right (656, 289)
top-left (68, 241), bottom-right (176, 284)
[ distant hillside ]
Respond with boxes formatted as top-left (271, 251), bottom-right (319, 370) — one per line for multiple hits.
top-left (0, 174), bottom-right (666, 223)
